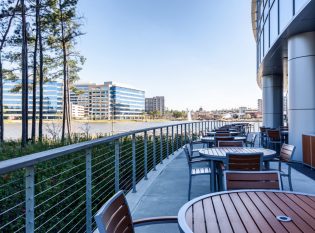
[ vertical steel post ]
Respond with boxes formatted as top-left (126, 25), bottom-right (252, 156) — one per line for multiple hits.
top-left (86, 149), bottom-right (92, 233)
top-left (160, 128), bottom-right (163, 164)
top-left (184, 124), bottom-right (187, 144)
top-left (176, 125), bottom-right (179, 150)
top-left (180, 124), bottom-right (183, 147)
top-left (171, 126), bottom-right (174, 155)
top-left (144, 131), bottom-right (148, 180)
top-left (114, 140), bottom-right (120, 192)
top-left (153, 129), bottom-right (156, 170)
top-left (192, 123), bottom-right (194, 139)
top-left (132, 134), bottom-right (137, 192)
top-left (25, 166), bottom-right (35, 233)
top-left (166, 127), bottom-right (169, 159)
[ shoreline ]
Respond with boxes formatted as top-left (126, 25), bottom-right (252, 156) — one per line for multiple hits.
top-left (3, 119), bottom-right (176, 124)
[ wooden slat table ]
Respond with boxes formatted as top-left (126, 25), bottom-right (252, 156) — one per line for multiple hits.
top-left (178, 190), bottom-right (315, 233)
top-left (198, 147), bottom-right (276, 192)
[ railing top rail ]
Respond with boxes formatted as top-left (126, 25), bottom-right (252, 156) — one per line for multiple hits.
top-left (0, 120), bottom-right (206, 175)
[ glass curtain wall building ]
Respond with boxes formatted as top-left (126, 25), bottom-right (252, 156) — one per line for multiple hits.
top-left (106, 82), bottom-right (145, 120)
top-left (252, 0), bottom-right (315, 161)
top-left (71, 82), bottom-right (145, 120)
top-left (3, 80), bottom-right (63, 119)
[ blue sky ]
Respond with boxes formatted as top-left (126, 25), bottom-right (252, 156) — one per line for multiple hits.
top-left (77, 0), bottom-right (261, 111)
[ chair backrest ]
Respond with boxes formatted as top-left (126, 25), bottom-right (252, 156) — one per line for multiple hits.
top-left (218, 140), bottom-right (243, 147)
top-left (224, 171), bottom-right (282, 191)
top-left (226, 152), bottom-right (263, 171)
top-left (95, 191), bottom-right (134, 233)
top-left (215, 136), bottom-right (234, 146)
top-left (216, 132), bottom-right (230, 136)
top-left (280, 144), bottom-right (295, 162)
top-left (183, 144), bottom-right (192, 163)
top-left (267, 129), bottom-right (280, 140)
top-left (259, 127), bottom-right (270, 133)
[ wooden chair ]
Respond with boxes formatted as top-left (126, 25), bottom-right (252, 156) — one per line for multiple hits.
top-left (224, 171), bottom-right (282, 191)
top-left (184, 145), bottom-right (211, 200)
top-left (217, 140), bottom-right (243, 147)
top-left (268, 144), bottom-right (296, 191)
top-left (214, 136), bottom-right (234, 146)
top-left (266, 129), bottom-right (282, 152)
top-left (95, 191), bottom-right (177, 233)
top-left (216, 132), bottom-right (230, 136)
top-left (259, 126), bottom-right (270, 147)
top-left (226, 152), bottom-right (263, 171)
top-left (245, 133), bottom-right (257, 147)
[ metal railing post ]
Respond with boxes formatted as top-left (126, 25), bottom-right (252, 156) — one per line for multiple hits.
top-left (114, 140), bottom-right (120, 191)
top-left (160, 128), bottom-right (163, 164)
top-left (153, 129), bottom-right (156, 170)
top-left (25, 166), bottom-right (35, 233)
top-left (180, 124), bottom-right (183, 147)
top-left (144, 131), bottom-right (148, 180)
top-left (184, 124), bottom-right (187, 144)
top-left (176, 125), bottom-right (179, 150)
top-left (86, 149), bottom-right (92, 233)
top-left (171, 126), bottom-right (174, 155)
top-left (132, 134), bottom-right (137, 193)
top-left (166, 127), bottom-right (169, 159)
top-left (192, 123), bottom-right (194, 139)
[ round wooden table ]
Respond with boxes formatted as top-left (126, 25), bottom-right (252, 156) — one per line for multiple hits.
top-left (178, 190), bottom-right (315, 233)
top-left (198, 147), bottom-right (276, 192)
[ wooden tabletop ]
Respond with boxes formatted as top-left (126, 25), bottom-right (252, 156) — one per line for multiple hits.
top-left (178, 190), bottom-right (315, 233)
top-left (201, 136), bottom-right (246, 142)
top-left (207, 131), bottom-right (240, 136)
top-left (198, 147), bottom-right (276, 161)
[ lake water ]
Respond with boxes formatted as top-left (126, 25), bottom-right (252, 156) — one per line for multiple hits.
top-left (3, 120), bottom-right (263, 140)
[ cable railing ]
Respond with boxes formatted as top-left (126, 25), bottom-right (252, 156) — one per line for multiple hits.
top-left (0, 120), bottom-right (233, 232)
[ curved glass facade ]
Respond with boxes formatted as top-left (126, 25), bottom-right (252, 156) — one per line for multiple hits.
top-left (256, 0), bottom-right (309, 65)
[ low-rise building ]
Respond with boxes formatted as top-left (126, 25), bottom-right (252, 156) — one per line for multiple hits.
top-left (71, 104), bottom-right (85, 119)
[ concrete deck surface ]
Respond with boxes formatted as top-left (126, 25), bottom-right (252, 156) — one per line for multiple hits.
top-left (131, 146), bottom-right (315, 233)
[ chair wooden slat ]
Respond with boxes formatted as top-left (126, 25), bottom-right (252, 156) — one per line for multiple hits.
top-left (218, 141), bottom-right (243, 147)
top-left (226, 153), bottom-right (263, 171)
top-left (224, 171), bottom-right (281, 191)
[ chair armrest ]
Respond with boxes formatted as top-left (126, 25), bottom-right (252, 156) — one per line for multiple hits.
top-left (133, 216), bottom-right (178, 227)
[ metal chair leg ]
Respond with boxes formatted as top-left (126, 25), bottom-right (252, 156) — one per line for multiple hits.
top-left (288, 166), bottom-right (293, 191)
top-left (188, 174), bottom-right (192, 200)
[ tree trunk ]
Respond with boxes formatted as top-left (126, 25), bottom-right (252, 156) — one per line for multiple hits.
top-left (0, 54), bottom-right (3, 143)
top-left (31, 2), bottom-right (40, 143)
top-left (21, 0), bottom-right (29, 147)
top-left (59, 0), bottom-right (71, 143)
top-left (38, 0), bottom-right (44, 142)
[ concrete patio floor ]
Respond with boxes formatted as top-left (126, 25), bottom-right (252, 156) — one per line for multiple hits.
top-left (130, 145), bottom-right (315, 233)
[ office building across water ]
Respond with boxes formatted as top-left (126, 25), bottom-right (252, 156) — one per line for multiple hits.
top-left (70, 81), bottom-right (145, 120)
top-left (3, 80), bottom-right (63, 119)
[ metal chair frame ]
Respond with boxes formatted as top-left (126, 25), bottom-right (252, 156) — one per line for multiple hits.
top-left (184, 145), bottom-right (211, 200)
top-left (95, 191), bottom-right (177, 233)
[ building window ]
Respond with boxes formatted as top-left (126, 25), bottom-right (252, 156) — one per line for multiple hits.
top-left (263, 17), bottom-right (269, 56)
top-left (294, 0), bottom-right (309, 14)
top-left (269, 0), bottom-right (278, 46)
top-left (279, 0), bottom-right (293, 33)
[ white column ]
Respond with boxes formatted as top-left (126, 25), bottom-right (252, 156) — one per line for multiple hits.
top-left (288, 31), bottom-right (315, 162)
top-left (262, 75), bottom-right (283, 128)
